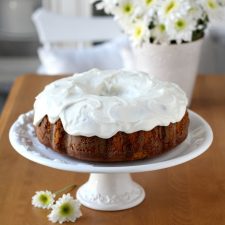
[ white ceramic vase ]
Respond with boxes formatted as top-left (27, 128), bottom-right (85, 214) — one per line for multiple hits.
top-left (126, 39), bottom-right (203, 104)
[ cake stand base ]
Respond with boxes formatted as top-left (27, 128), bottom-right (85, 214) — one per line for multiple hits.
top-left (76, 173), bottom-right (145, 211)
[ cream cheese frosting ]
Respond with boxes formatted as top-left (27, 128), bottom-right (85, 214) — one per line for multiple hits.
top-left (33, 69), bottom-right (188, 138)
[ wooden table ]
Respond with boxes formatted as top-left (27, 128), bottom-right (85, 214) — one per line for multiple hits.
top-left (0, 74), bottom-right (225, 225)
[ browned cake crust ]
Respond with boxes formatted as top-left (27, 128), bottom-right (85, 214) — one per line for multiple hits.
top-left (35, 112), bottom-right (189, 162)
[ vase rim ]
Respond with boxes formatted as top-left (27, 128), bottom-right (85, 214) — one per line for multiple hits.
top-left (139, 38), bottom-right (204, 48)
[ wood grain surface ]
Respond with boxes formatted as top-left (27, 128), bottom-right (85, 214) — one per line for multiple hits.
top-left (0, 74), bottom-right (225, 225)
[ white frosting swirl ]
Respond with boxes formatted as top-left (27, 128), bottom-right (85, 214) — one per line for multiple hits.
top-left (33, 69), bottom-right (188, 138)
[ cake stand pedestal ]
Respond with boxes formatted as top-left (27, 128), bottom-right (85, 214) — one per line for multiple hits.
top-left (9, 110), bottom-right (213, 211)
top-left (77, 173), bottom-right (145, 211)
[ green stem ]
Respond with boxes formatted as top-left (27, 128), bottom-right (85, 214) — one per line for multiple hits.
top-left (54, 184), bottom-right (77, 196)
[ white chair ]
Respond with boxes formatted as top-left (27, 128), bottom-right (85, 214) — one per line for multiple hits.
top-left (32, 8), bottom-right (127, 75)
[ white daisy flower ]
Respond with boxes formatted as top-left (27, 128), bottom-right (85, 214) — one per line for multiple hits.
top-left (151, 23), bottom-right (169, 44)
top-left (115, 0), bottom-right (136, 18)
top-left (188, 4), bottom-right (205, 20)
top-left (141, 0), bottom-right (159, 16)
top-left (200, 0), bottom-right (218, 13)
top-left (201, 0), bottom-right (224, 19)
top-left (32, 190), bottom-right (55, 209)
top-left (205, 0), bottom-right (220, 9)
top-left (158, 0), bottom-right (191, 21)
top-left (166, 16), bottom-right (197, 43)
top-left (111, 0), bottom-right (137, 33)
top-left (48, 194), bottom-right (82, 224)
top-left (143, 0), bottom-right (156, 7)
top-left (130, 20), bottom-right (151, 46)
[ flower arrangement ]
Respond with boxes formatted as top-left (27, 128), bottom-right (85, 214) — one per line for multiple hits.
top-left (94, 0), bottom-right (225, 46)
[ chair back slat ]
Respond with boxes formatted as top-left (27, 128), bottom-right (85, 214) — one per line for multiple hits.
top-left (32, 8), bottom-right (122, 45)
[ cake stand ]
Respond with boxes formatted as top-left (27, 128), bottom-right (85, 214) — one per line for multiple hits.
top-left (9, 110), bottom-right (213, 211)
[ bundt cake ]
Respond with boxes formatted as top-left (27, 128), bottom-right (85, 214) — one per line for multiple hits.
top-left (33, 69), bottom-right (189, 162)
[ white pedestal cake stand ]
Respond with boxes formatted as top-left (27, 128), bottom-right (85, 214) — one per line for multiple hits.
top-left (9, 110), bottom-right (213, 211)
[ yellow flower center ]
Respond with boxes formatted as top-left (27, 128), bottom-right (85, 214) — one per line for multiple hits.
top-left (175, 19), bottom-right (186, 31)
top-left (159, 24), bottom-right (166, 32)
top-left (145, 0), bottom-right (154, 6)
top-left (122, 3), bottom-right (133, 15)
top-left (39, 194), bottom-right (50, 205)
top-left (134, 26), bottom-right (143, 39)
top-left (165, 0), bottom-right (177, 14)
top-left (60, 203), bottom-right (73, 216)
top-left (207, 0), bottom-right (218, 9)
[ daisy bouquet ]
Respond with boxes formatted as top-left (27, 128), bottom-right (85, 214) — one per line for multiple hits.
top-left (94, 0), bottom-right (225, 46)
